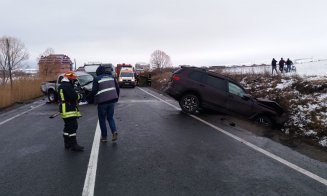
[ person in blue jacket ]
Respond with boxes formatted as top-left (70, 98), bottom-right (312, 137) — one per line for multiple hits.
top-left (91, 65), bottom-right (120, 142)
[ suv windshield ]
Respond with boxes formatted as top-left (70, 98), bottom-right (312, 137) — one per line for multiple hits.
top-left (78, 75), bottom-right (93, 86)
top-left (120, 72), bottom-right (134, 77)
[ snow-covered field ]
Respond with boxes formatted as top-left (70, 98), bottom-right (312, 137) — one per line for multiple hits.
top-left (222, 60), bottom-right (327, 76)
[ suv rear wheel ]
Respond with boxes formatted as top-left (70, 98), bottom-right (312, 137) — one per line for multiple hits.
top-left (179, 94), bottom-right (200, 114)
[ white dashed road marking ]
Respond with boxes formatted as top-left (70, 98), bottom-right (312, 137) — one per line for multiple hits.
top-left (82, 122), bottom-right (101, 196)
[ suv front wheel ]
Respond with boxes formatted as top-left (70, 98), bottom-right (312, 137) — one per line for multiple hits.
top-left (179, 94), bottom-right (200, 114)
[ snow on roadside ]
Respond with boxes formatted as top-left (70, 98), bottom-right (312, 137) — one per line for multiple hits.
top-left (241, 74), bottom-right (327, 148)
top-left (275, 79), bottom-right (294, 90)
top-left (319, 137), bottom-right (327, 147)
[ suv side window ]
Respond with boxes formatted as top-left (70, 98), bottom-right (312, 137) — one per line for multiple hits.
top-left (188, 71), bottom-right (205, 82)
top-left (228, 82), bottom-right (245, 97)
top-left (205, 75), bottom-right (227, 91)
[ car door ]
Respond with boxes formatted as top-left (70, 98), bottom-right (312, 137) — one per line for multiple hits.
top-left (226, 82), bottom-right (255, 117)
top-left (201, 74), bottom-right (229, 113)
top-left (186, 71), bottom-right (206, 90)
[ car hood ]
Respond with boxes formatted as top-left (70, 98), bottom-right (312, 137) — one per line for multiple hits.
top-left (256, 98), bottom-right (284, 115)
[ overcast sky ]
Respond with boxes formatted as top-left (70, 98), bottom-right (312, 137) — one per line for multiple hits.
top-left (1, 0), bottom-right (327, 68)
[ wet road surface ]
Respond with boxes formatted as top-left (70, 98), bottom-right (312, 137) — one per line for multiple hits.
top-left (0, 87), bottom-right (326, 195)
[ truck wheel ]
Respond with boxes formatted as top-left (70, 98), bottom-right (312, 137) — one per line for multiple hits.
top-left (179, 94), bottom-right (200, 114)
top-left (48, 89), bottom-right (57, 102)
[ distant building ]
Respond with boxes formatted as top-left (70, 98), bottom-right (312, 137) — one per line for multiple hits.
top-left (38, 54), bottom-right (73, 79)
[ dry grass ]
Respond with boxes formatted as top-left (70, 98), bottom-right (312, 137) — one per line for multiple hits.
top-left (150, 69), bottom-right (173, 91)
top-left (0, 77), bottom-right (43, 109)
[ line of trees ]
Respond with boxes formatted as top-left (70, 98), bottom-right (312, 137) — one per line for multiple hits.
top-left (0, 36), bottom-right (29, 88)
top-left (0, 35), bottom-right (174, 89)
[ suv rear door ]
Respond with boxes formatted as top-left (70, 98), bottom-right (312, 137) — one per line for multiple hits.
top-left (201, 73), bottom-right (229, 113)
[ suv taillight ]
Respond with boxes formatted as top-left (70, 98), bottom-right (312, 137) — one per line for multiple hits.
top-left (172, 74), bottom-right (181, 81)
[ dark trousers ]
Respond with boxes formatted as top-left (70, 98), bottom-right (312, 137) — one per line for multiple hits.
top-left (98, 102), bottom-right (117, 138)
top-left (272, 66), bottom-right (278, 75)
top-left (63, 117), bottom-right (78, 145)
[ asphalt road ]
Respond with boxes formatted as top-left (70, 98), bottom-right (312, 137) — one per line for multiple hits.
top-left (0, 87), bottom-right (326, 196)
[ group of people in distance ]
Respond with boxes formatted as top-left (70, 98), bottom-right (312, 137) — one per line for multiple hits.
top-left (271, 58), bottom-right (294, 75)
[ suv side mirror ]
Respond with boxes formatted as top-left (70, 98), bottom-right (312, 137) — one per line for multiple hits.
top-left (242, 94), bottom-right (252, 100)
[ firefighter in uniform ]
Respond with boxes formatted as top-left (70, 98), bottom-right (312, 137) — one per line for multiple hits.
top-left (91, 64), bottom-right (120, 142)
top-left (58, 71), bottom-right (84, 151)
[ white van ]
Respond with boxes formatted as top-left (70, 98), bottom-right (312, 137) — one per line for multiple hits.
top-left (118, 68), bottom-right (136, 88)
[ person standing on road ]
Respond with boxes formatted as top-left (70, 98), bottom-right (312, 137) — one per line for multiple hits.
top-left (271, 58), bottom-right (278, 75)
top-left (58, 71), bottom-right (84, 151)
top-left (91, 64), bottom-right (120, 142)
top-left (279, 58), bottom-right (285, 73)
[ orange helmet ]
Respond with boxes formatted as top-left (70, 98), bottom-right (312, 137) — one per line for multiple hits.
top-left (64, 71), bottom-right (77, 80)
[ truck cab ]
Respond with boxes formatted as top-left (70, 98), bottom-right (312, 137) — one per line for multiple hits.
top-left (40, 71), bottom-right (94, 103)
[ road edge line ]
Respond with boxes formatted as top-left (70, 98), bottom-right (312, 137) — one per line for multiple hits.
top-left (82, 121), bottom-right (101, 196)
top-left (0, 103), bottom-right (45, 126)
top-left (138, 87), bottom-right (327, 186)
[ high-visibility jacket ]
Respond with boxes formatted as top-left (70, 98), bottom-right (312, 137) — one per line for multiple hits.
top-left (58, 81), bottom-right (81, 118)
top-left (93, 75), bottom-right (119, 104)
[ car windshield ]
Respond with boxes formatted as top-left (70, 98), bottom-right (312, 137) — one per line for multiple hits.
top-left (228, 82), bottom-right (245, 97)
top-left (78, 74), bottom-right (94, 86)
top-left (120, 72), bottom-right (134, 77)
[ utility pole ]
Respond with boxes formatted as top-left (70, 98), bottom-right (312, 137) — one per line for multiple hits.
top-left (74, 59), bottom-right (77, 71)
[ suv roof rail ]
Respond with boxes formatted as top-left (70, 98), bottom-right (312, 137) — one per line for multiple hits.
top-left (181, 66), bottom-right (207, 72)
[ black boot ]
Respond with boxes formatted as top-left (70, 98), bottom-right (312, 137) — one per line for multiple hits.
top-left (70, 137), bottom-right (84, 152)
top-left (63, 135), bottom-right (71, 149)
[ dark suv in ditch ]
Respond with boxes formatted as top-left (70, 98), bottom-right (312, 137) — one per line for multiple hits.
top-left (165, 66), bottom-right (288, 127)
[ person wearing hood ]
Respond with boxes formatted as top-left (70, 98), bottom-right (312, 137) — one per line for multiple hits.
top-left (271, 58), bottom-right (278, 75)
top-left (58, 71), bottom-right (84, 151)
top-left (91, 64), bottom-right (120, 142)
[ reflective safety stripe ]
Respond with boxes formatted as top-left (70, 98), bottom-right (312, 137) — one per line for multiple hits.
top-left (96, 87), bottom-right (116, 96)
top-left (60, 110), bottom-right (81, 118)
top-left (63, 132), bottom-right (69, 136)
top-left (69, 133), bottom-right (76, 137)
top-left (98, 78), bottom-right (114, 83)
top-left (60, 89), bottom-right (65, 101)
top-left (59, 88), bottom-right (81, 118)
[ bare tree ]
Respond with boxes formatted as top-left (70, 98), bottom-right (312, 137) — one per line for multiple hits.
top-left (38, 48), bottom-right (55, 61)
top-left (150, 50), bottom-right (172, 70)
top-left (0, 36), bottom-right (29, 87)
top-left (37, 48), bottom-right (55, 79)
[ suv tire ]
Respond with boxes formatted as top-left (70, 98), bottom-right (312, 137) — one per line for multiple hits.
top-left (179, 94), bottom-right (200, 114)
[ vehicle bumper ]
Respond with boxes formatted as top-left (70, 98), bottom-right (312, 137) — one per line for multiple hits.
top-left (119, 81), bottom-right (136, 87)
top-left (164, 84), bottom-right (181, 100)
